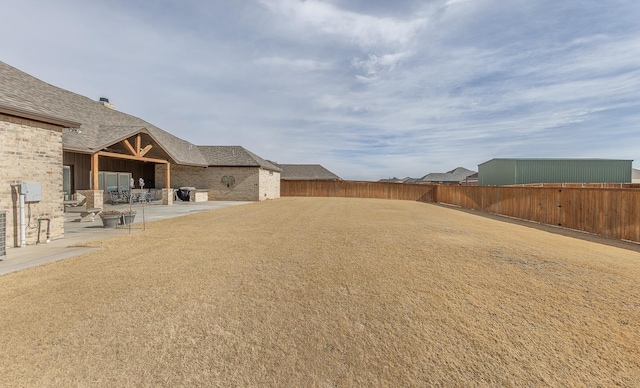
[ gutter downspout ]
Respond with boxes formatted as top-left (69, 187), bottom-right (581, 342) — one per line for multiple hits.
top-left (19, 187), bottom-right (26, 247)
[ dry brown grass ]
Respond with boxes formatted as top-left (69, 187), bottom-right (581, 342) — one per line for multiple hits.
top-left (1, 197), bottom-right (639, 386)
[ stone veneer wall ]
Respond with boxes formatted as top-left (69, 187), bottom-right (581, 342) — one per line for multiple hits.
top-left (0, 113), bottom-right (64, 247)
top-left (156, 165), bottom-right (263, 201)
top-left (259, 169), bottom-right (280, 200)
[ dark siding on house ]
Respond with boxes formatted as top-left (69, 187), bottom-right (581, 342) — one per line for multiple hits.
top-left (63, 152), bottom-right (157, 191)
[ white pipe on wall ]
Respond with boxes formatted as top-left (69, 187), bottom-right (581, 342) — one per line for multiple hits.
top-left (19, 192), bottom-right (26, 248)
top-left (10, 183), bottom-right (27, 248)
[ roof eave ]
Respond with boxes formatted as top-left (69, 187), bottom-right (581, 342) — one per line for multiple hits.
top-left (0, 104), bottom-right (81, 128)
top-left (63, 146), bottom-right (93, 154)
top-left (92, 127), bottom-right (204, 166)
top-left (91, 126), bottom-right (148, 152)
top-left (207, 164), bottom-right (260, 168)
top-left (179, 162), bottom-right (209, 167)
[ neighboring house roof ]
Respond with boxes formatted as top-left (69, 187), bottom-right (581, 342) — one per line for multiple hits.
top-left (378, 177), bottom-right (410, 183)
top-left (379, 177), bottom-right (422, 183)
top-left (0, 61), bottom-right (208, 166)
top-left (270, 163), bottom-right (341, 180)
top-left (633, 169), bottom-right (640, 180)
top-left (199, 146), bottom-right (281, 172)
top-left (421, 167), bottom-right (477, 183)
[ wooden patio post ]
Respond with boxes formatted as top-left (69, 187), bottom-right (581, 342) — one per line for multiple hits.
top-left (91, 153), bottom-right (99, 190)
top-left (161, 162), bottom-right (173, 205)
top-left (86, 153), bottom-right (104, 210)
top-left (165, 162), bottom-right (171, 188)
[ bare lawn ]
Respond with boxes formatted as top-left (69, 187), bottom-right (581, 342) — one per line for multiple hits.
top-left (1, 197), bottom-right (639, 386)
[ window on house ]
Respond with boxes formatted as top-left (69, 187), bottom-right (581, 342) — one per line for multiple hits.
top-left (93, 171), bottom-right (132, 193)
top-left (63, 166), bottom-right (72, 200)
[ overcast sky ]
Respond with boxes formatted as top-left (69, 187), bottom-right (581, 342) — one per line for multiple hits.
top-left (2, 0), bottom-right (639, 180)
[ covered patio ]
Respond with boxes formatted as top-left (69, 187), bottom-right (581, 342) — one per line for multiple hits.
top-left (64, 130), bottom-right (179, 210)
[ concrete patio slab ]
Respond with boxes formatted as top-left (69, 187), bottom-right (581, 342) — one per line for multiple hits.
top-left (0, 201), bottom-right (252, 276)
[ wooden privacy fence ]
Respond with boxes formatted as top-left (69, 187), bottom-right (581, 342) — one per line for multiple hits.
top-left (281, 180), bottom-right (640, 243)
top-left (281, 180), bottom-right (436, 202)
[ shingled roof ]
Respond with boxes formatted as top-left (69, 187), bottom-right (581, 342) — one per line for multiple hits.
top-left (270, 163), bottom-right (341, 180)
top-left (199, 146), bottom-right (281, 172)
top-left (0, 61), bottom-right (207, 166)
top-left (421, 167), bottom-right (476, 183)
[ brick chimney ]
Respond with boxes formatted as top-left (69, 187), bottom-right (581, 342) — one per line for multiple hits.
top-left (98, 97), bottom-right (116, 110)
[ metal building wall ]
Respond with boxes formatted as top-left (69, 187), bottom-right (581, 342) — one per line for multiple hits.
top-left (478, 159), bottom-right (516, 185)
top-left (478, 159), bottom-right (632, 186)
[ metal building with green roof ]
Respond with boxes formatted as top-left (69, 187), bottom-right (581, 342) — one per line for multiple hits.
top-left (478, 158), bottom-right (633, 186)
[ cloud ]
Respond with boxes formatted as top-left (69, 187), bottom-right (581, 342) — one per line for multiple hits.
top-left (1, 0), bottom-right (640, 181)
top-left (254, 56), bottom-right (333, 71)
top-left (351, 51), bottom-right (412, 78)
top-left (258, 0), bottom-right (427, 49)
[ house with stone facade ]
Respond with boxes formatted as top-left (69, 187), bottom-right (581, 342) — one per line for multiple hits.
top-left (0, 61), bottom-right (279, 249)
top-left (0, 104), bottom-right (80, 249)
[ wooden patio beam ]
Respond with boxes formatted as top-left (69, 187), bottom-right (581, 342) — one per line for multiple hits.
top-left (97, 150), bottom-right (169, 165)
top-left (139, 144), bottom-right (153, 157)
top-left (135, 134), bottom-right (141, 157)
top-left (122, 139), bottom-right (137, 156)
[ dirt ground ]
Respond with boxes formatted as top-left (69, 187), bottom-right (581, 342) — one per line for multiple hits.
top-left (1, 197), bottom-right (639, 386)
